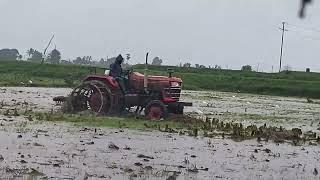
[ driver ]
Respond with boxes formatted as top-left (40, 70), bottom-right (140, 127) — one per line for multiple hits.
top-left (109, 54), bottom-right (127, 94)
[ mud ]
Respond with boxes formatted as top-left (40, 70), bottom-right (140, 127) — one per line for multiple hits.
top-left (0, 87), bottom-right (70, 112)
top-left (183, 91), bottom-right (320, 136)
top-left (0, 87), bottom-right (320, 179)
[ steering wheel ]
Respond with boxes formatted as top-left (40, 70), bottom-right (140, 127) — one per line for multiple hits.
top-left (123, 68), bottom-right (133, 79)
top-left (128, 68), bottom-right (134, 75)
top-left (125, 68), bottom-right (134, 74)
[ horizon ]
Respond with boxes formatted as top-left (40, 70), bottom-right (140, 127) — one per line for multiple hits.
top-left (1, 0), bottom-right (320, 72)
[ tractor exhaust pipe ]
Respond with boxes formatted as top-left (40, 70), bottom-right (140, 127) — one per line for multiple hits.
top-left (144, 52), bottom-right (149, 92)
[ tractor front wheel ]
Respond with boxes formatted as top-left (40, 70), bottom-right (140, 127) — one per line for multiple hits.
top-left (145, 100), bottom-right (168, 120)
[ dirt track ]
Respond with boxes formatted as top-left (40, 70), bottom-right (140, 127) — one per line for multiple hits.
top-left (0, 87), bottom-right (320, 179)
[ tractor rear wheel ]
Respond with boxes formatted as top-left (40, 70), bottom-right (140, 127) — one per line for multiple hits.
top-left (69, 80), bottom-right (111, 114)
top-left (145, 100), bottom-right (168, 120)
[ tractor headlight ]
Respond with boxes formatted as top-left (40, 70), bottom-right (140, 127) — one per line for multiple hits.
top-left (170, 81), bottom-right (180, 87)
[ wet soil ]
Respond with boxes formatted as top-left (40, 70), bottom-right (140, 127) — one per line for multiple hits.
top-left (183, 91), bottom-right (320, 136)
top-left (0, 87), bottom-right (320, 179)
top-left (1, 120), bottom-right (320, 179)
top-left (0, 87), bottom-right (69, 112)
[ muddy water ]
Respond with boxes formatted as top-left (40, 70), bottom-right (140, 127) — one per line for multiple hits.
top-left (1, 120), bottom-right (320, 179)
top-left (182, 91), bottom-right (320, 135)
top-left (0, 87), bottom-right (70, 112)
top-left (0, 87), bottom-right (320, 179)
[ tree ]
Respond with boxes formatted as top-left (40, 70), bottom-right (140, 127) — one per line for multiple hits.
top-left (30, 51), bottom-right (43, 62)
top-left (0, 49), bottom-right (20, 61)
top-left (26, 48), bottom-right (35, 58)
top-left (27, 49), bottom-right (43, 63)
top-left (213, 65), bottom-right (222, 69)
top-left (73, 57), bottom-right (83, 64)
top-left (241, 65), bottom-right (252, 71)
top-left (183, 63), bottom-right (191, 68)
top-left (18, 55), bottom-right (22, 60)
top-left (151, 57), bottom-right (163, 65)
top-left (99, 58), bottom-right (105, 63)
top-left (199, 65), bottom-right (206, 68)
top-left (84, 56), bottom-right (92, 63)
top-left (47, 49), bottom-right (61, 64)
top-left (195, 64), bottom-right (200, 68)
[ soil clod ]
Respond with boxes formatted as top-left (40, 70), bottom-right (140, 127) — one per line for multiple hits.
top-left (137, 154), bottom-right (154, 159)
top-left (20, 160), bottom-right (27, 164)
top-left (134, 162), bottom-right (143, 166)
top-left (108, 142), bottom-right (119, 150)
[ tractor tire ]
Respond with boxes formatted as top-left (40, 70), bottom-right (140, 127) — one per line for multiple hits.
top-left (145, 100), bottom-right (168, 120)
top-left (69, 80), bottom-right (112, 114)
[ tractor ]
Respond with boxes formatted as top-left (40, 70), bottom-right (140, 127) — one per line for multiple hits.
top-left (55, 53), bottom-right (192, 120)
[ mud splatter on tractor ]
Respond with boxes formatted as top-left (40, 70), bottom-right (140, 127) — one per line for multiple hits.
top-left (54, 53), bottom-right (192, 120)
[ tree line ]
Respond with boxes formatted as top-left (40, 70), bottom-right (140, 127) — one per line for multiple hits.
top-left (0, 48), bottom-right (61, 64)
top-left (0, 48), bottom-right (167, 67)
top-left (1, 48), bottom-right (253, 71)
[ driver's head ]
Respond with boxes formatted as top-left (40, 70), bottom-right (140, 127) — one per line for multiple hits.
top-left (116, 54), bottom-right (124, 64)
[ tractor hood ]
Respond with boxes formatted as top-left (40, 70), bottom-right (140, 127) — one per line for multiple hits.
top-left (132, 72), bottom-right (182, 83)
top-left (130, 72), bottom-right (182, 91)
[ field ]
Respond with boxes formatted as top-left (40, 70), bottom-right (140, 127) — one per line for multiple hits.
top-left (0, 61), bottom-right (92, 87)
top-left (1, 61), bottom-right (320, 179)
top-left (1, 61), bottom-right (320, 98)
top-left (135, 65), bottom-right (320, 98)
top-left (0, 87), bottom-right (320, 179)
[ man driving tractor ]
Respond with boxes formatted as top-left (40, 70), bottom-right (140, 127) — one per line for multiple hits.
top-left (109, 54), bottom-right (127, 94)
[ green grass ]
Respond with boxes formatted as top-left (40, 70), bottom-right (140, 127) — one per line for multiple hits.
top-left (1, 60), bottom-right (320, 98)
top-left (0, 61), bottom-right (103, 87)
top-left (136, 65), bottom-right (320, 98)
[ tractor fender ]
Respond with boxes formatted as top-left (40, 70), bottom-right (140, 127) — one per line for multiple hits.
top-left (105, 77), bottom-right (119, 88)
top-left (83, 76), bottom-right (119, 89)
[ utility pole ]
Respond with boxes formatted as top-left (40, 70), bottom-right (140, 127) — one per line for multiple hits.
top-left (42, 34), bottom-right (55, 64)
top-left (279, 22), bottom-right (287, 72)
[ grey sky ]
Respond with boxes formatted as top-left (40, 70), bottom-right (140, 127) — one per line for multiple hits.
top-left (0, 0), bottom-right (319, 72)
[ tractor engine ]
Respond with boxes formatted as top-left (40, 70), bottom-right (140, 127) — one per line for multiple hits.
top-left (130, 72), bottom-right (182, 101)
top-left (128, 72), bottom-right (191, 116)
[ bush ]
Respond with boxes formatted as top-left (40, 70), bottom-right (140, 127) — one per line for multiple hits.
top-left (241, 65), bottom-right (252, 71)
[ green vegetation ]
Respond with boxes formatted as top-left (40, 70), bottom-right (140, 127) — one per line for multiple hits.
top-left (32, 112), bottom-right (320, 143)
top-left (1, 61), bottom-right (320, 98)
top-left (221, 112), bottom-right (298, 123)
top-left (0, 61), bottom-right (99, 87)
top-left (135, 64), bottom-right (320, 98)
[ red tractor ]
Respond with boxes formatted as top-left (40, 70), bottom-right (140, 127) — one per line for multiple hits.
top-left (57, 53), bottom-right (192, 120)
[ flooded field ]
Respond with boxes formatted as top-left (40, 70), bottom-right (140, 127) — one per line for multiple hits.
top-left (183, 91), bottom-right (320, 136)
top-left (0, 87), bottom-right (320, 179)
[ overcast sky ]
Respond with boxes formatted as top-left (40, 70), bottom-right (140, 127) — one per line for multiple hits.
top-left (0, 0), bottom-right (319, 72)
